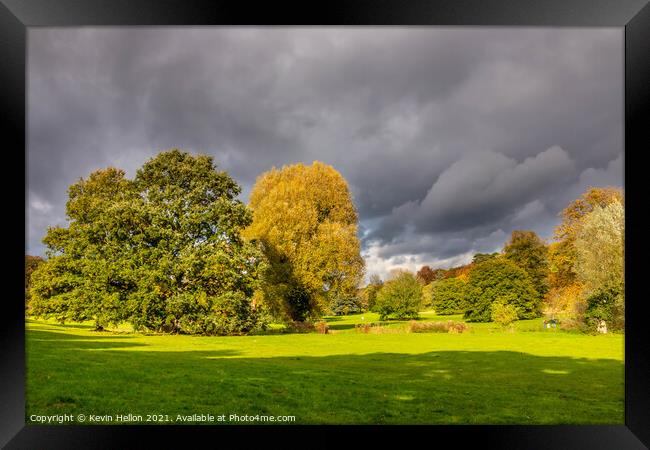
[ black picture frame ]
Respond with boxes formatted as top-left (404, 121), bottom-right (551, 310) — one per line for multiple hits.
top-left (2, 0), bottom-right (648, 448)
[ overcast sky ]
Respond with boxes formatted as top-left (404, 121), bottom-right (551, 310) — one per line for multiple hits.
top-left (27, 27), bottom-right (623, 280)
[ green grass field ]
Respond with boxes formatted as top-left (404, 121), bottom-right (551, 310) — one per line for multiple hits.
top-left (25, 312), bottom-right (624, 425)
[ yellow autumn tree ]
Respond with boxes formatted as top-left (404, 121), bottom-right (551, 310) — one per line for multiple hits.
top-left (555, 186), bottom-right (623, 242)
top-left (550, 186), bottom-right (623, 289)
top-left (244, 161), bottom-right (364, 322)
top-left (544, 186), bottom-right (623, 321)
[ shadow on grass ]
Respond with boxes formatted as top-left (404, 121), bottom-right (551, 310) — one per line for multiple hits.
top-left (25, 328), bottom-right (624, 425)
top-left (26, 319), bottom-right (97, 330)
top-left (322, 316), bottom-right (344, 322)
top-left (26, 329), bottom-right (149, 350)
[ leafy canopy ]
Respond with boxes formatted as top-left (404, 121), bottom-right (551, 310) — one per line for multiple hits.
top-left (375, 271), bottom-right (422, 321)
top-left (25, 255), bottom-right (44, 307)
top-left (550, 186), bottom-right (623, 289)
top-left (245, 161), bottom-right (364, 322)
top-left (575, 201), bottom-right (624, 330)
top-left (416, 266), bottom-right (443, 284)
top-left (491, 300), bottom-right (519, 327)
top-left (30, 150), bottom-right (265, 335)
top-left (431, 277), bottom-right (467, 315)
top-left (575, 201), bottom-right (624, 294)
top-left (464, 258), bottom-right (541, 322)
top-left (555, 186), bottom-right (623, 242)
top-left (503, 230), bottom-right (549, 296)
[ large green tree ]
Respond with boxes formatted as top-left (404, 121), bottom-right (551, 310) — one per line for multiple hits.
top-left (463, 258), bottom-right (541, 322)
top-left (30, 150), bottom-right (264, 335)
top-left (374, 271), bottom-right (422, 320)
top-left (431, 277), bottom-right (467, 314)
top-left (245, 161), bottom-right (364, 322)
top-left (503, 230), bottom-right (549, 296)
top-left (31, 167), bottom-right (138, 328)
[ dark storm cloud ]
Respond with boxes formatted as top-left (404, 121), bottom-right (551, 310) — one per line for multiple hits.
top-left (369, 146), bottom-right (575, 240)
top-left (27, 27), bottom-right (623, 278)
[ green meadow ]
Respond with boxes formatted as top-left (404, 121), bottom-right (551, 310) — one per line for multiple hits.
top-left (25, 312), bottom-right (624, 425)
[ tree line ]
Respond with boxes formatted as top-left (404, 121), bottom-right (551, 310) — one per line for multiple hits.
top-left (26, 149), bottom-right (624, 334)
top-left (27, 150), bottom-right (364, 334)
top-left (359, 186), bottom-right (624, 331)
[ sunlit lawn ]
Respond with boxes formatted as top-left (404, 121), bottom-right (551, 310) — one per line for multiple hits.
top-left (25, 312), bottom-right (624, 425)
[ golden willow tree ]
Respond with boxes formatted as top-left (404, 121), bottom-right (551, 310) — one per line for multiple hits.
top-left (245, 161), bottom-right (364, 322)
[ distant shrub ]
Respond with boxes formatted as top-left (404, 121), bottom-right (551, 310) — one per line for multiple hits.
top-left (355, 323), bottom-right (372, 333)
top-left (408, 320), bottom-right (469, 334)
top-left (559, 318), bottom-right (588, 332)
top-left (375, 272), bottom-right (422, 320)
top-left (354, 323), bottom-right (396, 334)
top-left (409, 321), bottom-right (447, 333)
top-left (288, 321), bottom-right (316, 333)
top-left (314, 321), bottom-right (330, 334)
top-left (490, 301), bottom-right (519, 327)
top-left (447, 321), bottom-right (470, 334)
top-left (431, 278), bottom-right (467, 314)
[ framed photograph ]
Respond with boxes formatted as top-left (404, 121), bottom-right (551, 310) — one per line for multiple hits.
top-left (3, 0), bottom-right (648, 447)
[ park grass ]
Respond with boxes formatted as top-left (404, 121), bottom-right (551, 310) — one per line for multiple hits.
top-left (25, 312), bottom-right (624, 425)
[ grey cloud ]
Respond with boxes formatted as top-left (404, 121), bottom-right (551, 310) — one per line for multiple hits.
top-left (369, 146), bottom-right (576, 244)
top-left (415, 145), bottom-right (576, 232)
top-left (373, 221), bottom-right (509, 260)
top-left (27, 27), bottom-right (623, 277)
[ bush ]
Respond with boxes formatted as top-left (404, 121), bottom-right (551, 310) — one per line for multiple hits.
top-left (375, 272), bottom-right (422, 320)
top-left (464, 258), bottom-right (542, 322)
top-left (559, 318), bottom-right (589, 332)
top-left (355, 323), bottom-right (372, 333)
top-left (287, 321), bottom-right (316, 333)
top-left (314, 321), bottom-right (330, 334)
top-left (490, 301), bottom-right (518, 327)
top-left (584, 284), bottom-right (624, 331)
top-left (447, 321), bottom-right (470, 334)
top-left (431, 278), bottom-right (467, 314)
top-left (408, 320), bottom-right (469, 334)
